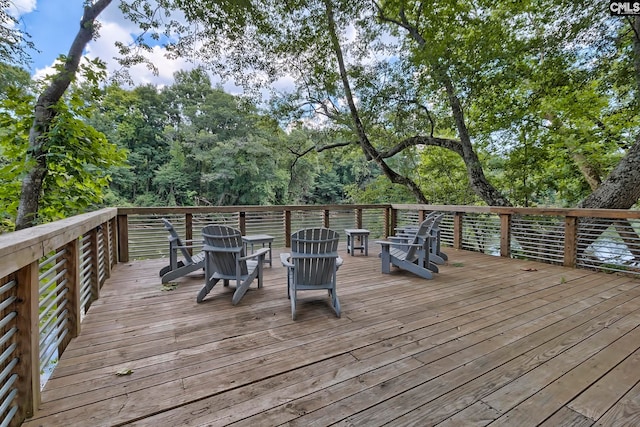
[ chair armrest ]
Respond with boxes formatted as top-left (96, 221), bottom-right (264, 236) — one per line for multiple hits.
top-left (240, 247), bottom-right (270, 262)
top-left (377, 240), bottom-right (424, 249)
top-left (388, 236), bottom-right (409, 242)
top-left (172, 243), bottom-right (201, 250)
top-left (280, 252), bottom-right (293, 268)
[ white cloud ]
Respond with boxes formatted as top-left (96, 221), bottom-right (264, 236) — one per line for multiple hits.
top-left (7, 0), bottom-right (36, 17)
top-left (85, 20), bottom-right (194, 87)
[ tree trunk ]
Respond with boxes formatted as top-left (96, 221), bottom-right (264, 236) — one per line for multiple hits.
top-left (15, 0), bottom-right (113, 230)
top-left (441, 74), bottom-right (512, 207)
top-left (322, 0), bottom-right (429, 203)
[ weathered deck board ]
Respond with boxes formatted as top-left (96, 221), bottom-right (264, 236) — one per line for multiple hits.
top-left (22, 247), bottom-right (640, 427)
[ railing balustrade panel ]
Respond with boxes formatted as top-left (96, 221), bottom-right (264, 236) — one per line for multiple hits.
top-left (329, 209), bottom-right (358, 237)
top-left (511, 215), bottom-right (565, 264)
top-left (438, 213), bottom-right (455, 247)
top-left (290, 210), bottom-right (324, 233)
top-left (577, 217), bottom-right (640, 274)
top-left (0, 276), bottom-right (18, 427)
top-left (397, 210), bottom-right (420, 228)
top-left (37, 248), bottom-right (70, 389)
top-left (362, 208), bottom-right (386, 239)
top-left (461, 213), bottom-right (501, 255)
top-left (0, 208), bottom-right (117, 426)
top-left (127, 214), bottom-right (179, 260)
top-left (244, 211), bottom-right (286, 248)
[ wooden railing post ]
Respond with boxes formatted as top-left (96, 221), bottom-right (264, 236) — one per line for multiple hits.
top-left (62, 238), bottom-right (81, 349)
top-left (454, 212), bottom-right (464, 250)
top-left (89, 227), bottom-right (100, 303)
top-left (355, 208), bottom-right (363, 229)
top-left (500, 214), bottom-right (511, 258)
top-left (323, 210), bottom-right (330, 228)
top-left (15, 261), bottom-right (40, 422)
top-left (564, 216), bottom-right (578, 268)
top-left (389, 207), bottom-right (398, 238)
top-left (185, 213), bottom-right (193, 255)
top-left (285, 210), bottom-right (292, 247)
top-left (117, 214), bottom-right (129, 263)
top-left (419, 210), bottom-right (426, 222)
top-left (109, 217), bottom-right (118, 265)
top-left (101, 223), bottom-right (111, 280)
top-left (239, 211), bottom-right (246, 235)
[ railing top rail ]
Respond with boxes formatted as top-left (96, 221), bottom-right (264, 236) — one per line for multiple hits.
top-left (116, 204), bottom-right (391, 215)
top-left (0, 208), bottom-right (117, 278)
top-left (392, 204), bottom-right (640, 220)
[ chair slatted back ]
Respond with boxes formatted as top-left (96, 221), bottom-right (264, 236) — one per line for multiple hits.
top-left (162, 218), bottom-right (194, 264)
top-left (404, 216), bottom-right (436, 262)
top-left (201, 225), bottom-right (248, 276)
top-left (291, 228), bottom-right (339, 287)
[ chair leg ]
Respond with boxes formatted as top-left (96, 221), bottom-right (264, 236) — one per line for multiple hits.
top-left (197, 278), bottom-right (220, 303)
top-left (330, 288), bottom-right (341, 318)
top-left (290, 285), bottom-right (297, 320)
top-left (232, 278), bottom-right (252, 305)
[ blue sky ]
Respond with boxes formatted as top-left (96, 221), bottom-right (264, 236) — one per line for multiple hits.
top-left (20, 0), bottom-right (85, 73)
top-left (10, 1), bottom-right (289, 93)
top-left (12, 0), bottom-right (196, 87)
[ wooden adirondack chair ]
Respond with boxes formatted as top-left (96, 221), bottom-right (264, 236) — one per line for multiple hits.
top-left (280, 228), bottom-right (342, 320)
top-left (159, 218), bottom-right (205, 284)
top-left (393, 212), bottom-right (448, 267)
top-left (197, 224), bottom-right (269, 305)
top-left (378, 215), bottom-right (437, 279)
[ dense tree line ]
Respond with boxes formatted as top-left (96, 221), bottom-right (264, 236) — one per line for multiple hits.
top-left (89, 68), bottom-right (369, 208)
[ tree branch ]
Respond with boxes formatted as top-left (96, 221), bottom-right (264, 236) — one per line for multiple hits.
top-left (380, 135), bottom-right (463, 158)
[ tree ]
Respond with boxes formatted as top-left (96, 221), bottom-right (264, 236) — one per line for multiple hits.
top-left (0, 0), bottom-right (35, 65)
top-left (0, 60), bottom-right (126, 229)
top-left (15, 0), bottom-right (113, 229)
top-left (12, 0), bottom-right (257, 227)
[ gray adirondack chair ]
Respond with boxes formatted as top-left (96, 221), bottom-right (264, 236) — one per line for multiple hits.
top-left (280, 228), bottom-right (342, 320)
top-left (159, 218), bottom-right (205, 284)
top-left (393, 212), bottom-right (447, 270)
top-left (197, 224), bottom-right (269, 305)
top-left (378, 215), bottom-right (437, 279)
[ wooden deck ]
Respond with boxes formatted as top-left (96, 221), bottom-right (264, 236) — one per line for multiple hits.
top-left (22, 247), bottom-right (640, 427)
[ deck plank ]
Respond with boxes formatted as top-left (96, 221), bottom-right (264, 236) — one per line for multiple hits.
top-left (21, 247), bottom-right (640, 427)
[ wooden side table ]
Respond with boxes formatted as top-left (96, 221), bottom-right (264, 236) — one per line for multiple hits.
top-left (344, 229), bottom-right (370, 256)
top-left (242, 234), bottom-right (274, 266)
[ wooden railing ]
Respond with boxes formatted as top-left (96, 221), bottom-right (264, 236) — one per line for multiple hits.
top-left (115, 205), bottom-right (391, 262)
top-left (0, 208), bottom-right (118, 427)
top-left (2, 203), bottom-right (639, 426)
top-left (393, 205), bottom-right (640, 275)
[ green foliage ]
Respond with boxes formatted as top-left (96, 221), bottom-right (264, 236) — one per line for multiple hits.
top-left (0, 61), bottom-right (126, 229)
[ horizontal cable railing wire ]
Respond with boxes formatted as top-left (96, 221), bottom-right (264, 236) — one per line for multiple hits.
top-left (38, 249), bottom-right (70, 389)
top-left (244, 211), bottom-right (286, 248)
top-left (128, 214), bottom-right (182, 260)
top-left (79, 234), bottom-right (93, 315)
top-left (0, 277), bottom-right (18, 427)
top-left (97, 229), bottom-right (106, 285)
top-left (511, 215), bottom-right (564, 265)
top-left (362, 208), bottom-right (385, 239)
top-left (329, 209), bottom-right (359, 238)
top-left (438, 213), bottom-right (455, 247)
top-left (461, 213), bottom-right (501, 255)
top-left (291, 210), bottom-right (324, 234)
